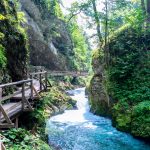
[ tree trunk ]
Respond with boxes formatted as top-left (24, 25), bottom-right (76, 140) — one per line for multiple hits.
top-left (105, 0), bottom-right (108, 47)
top-left (141, 0), bottom-right (146, 15)
top-left (146, 0), bottom-right (150, 26)
top-left (104, 0), bottom-right (109, 66)
top-left (91, 0), bottom-right (103, 47)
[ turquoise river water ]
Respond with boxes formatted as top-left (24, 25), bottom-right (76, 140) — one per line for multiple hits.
top-left (46, 88), bottom-right (150, 150)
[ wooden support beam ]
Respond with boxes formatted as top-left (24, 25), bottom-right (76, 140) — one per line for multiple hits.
top-left (32, 86), bottom-right (41, 99)
top-left (0, 137), bottom-right (6, 150)
top-left (0, 104), bottom-right (12, 125)
top-left (47, 80), bottom-right (52, 87)
top-left (24, 97), bottom-right (33, 111)
top-left (41, 81), bottom-right (46, 91)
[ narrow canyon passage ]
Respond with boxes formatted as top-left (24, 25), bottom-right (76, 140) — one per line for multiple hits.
top-left (46, 88), bottom-right (150, 150)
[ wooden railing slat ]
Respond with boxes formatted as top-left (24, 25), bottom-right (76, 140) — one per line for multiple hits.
top-left (0, 90), bottom-right (22, 103)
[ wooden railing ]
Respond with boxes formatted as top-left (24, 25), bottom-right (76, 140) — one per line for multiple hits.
top-left (0, 71), bottom-right (53, 128)
top-left (0, 79), bottom-right (34, 128)
top-left (48, 71), bottom-right (88, 77)
top-left (29, 71), bottom-right (51, 91)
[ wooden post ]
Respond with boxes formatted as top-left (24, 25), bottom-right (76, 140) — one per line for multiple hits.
top-left (0, 88), bottom-right (2, 99)
top-left (0, 141), bottom-right (6, 150)
top-left (0, 88), bottom-right (2, 124)
top-left (45, 72), bottom-right (48, 91)
top-left (30, 76), bottom-right (33, 99)
top-left (39, 73), bottom-right (42, 91)
top-left (22, 83), bottom-right (25, 110)
top-left (15, 117), bottom-right (18, 128)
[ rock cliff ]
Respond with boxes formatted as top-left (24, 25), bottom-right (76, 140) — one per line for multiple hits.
top-left (20, 0), bottom-right (74, 70)
top-left (89, 26), bottom-right (150, 139)
top-left (0, 0), bottom-right (28, 82)
top-left (89, 50), bottom-right (110, 116)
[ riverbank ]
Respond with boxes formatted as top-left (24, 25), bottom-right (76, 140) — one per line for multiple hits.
top-left (0, 81), bottom-right (77, 149)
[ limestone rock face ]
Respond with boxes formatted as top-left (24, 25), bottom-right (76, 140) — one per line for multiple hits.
top-left (20, 0), bottom-right (74, 70)
top-left (92, 55), bottom-right (103, 75)
top-left (89, 54), bottom-right (110, 116)
top-left (89, 74), bottom-right (109, 116)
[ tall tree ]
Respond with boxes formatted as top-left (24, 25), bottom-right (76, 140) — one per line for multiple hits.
top-left (141, 0), bottom-right (146, 15)
top-left (91, 0), bottom-right (103, 47)
top-left (68, 0), bottom-right (104, 48)
top-left (146, 0), bottom-right (150, 25)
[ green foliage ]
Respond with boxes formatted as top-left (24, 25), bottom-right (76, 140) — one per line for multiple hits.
top-left (32, 0), bottom-right (64, 19)
top-left (106, 27), bottom-right (150, 104)
top-left (107, 0), bottom-right (144, 32)
top-left (104, 26), bottom-right (150, 137)
top-left (20, 86), bottom-right (76, 138)
top-left (0, 14), bottom-right (5, 20)
top-left (92, 48), bottom-right (104, 61)
top-left (0, 0), bottom-right (28, 81)
top-left (0, 44), bottom-right (6, 69)
top-left (131, 101), bottom-right (150, 138)
top-left (112, 102), bottom-right (132, 131)
top-left (68, 18), bottom-right (90, 70)
top-left (0, 86), bottom-right (75, 149)
top-left (1, 128), bottom-right (51, 150)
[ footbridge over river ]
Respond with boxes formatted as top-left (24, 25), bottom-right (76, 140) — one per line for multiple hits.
top-left (0, 70), bottom-right (88, 129)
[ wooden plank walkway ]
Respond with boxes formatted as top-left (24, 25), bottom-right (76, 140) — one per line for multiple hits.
top-left (0, 70), bottom-right (88, 129)
top-left (0, 71), bottom-right (49, 129)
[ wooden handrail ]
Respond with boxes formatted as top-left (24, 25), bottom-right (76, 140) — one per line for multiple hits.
top-left (29, 71), bottom-right (47, 76)
top-left (0, 79), bottom-right (32, 88)
top-left (47, 71), bottom-right (88, 76)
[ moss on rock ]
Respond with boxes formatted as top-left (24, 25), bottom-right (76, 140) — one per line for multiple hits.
top-left (89, 75), bottom-right (110, 117)
top-left (0, 0), bottom-right (28, 82)
top-left (89, 24), bottom-right (150, 139)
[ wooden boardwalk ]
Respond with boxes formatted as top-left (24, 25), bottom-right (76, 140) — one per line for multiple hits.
top-left (0, 71), bottom-right (51, 129)
top-left (0, 70), bottom-right (88, 129)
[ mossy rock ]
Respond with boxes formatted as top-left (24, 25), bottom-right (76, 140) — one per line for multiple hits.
top-left (89, 75), bottom-right (110, 117)
top-left (0, 0), bottom-right (28, 81)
